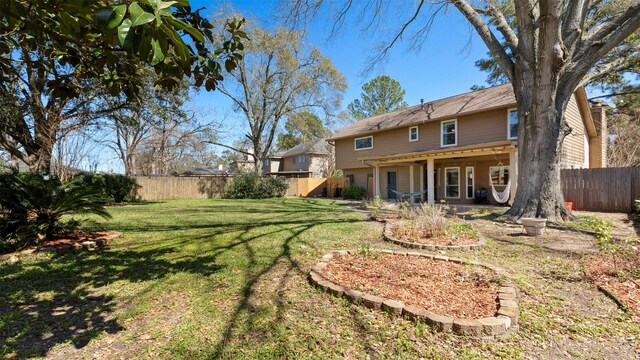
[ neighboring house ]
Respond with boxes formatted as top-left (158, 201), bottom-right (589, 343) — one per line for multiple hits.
top-left (328, 84), bottom-right (607, 204)
top-left (229, 156), bottom-right (256, 174)
top-left (263, 138), bottom-right (333, 178)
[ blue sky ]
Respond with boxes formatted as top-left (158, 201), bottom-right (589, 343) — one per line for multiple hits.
top-left (95, 1), bottom-right (508, 172)
top-left (187, 0), bottom-right (493, 135)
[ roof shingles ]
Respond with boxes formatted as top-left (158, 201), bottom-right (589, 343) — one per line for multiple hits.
top-left (329, 84), bottom-right (516, 140)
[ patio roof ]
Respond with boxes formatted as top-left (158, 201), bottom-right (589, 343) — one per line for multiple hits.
top-left (358, 140), bottom-right (517, 164)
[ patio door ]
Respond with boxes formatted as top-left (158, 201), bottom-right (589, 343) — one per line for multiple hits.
top-left (387, 171), bottom-right (397, 199)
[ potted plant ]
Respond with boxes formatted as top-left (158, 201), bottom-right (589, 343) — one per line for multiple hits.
top-left (520, 218), bottom-right (548, 236)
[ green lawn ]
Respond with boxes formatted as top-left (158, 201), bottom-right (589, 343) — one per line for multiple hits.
top-left (1, 199), bottom-right (638, 359)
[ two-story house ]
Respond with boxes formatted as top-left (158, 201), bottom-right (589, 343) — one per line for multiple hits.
top-left (329, 84), bottom-right (607, 205)
top-left (262, 138), bottom-right (333, 178)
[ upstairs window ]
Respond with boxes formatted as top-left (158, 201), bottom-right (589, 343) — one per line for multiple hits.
top-left (263, 159), bottom-right (270, 166)
top-left (409, 126), bottom-right (419, 142)
top-left (441, 119), bottom-right (457, 147)
top-left (354, 136), bottom-right (373, 150)
top-left (293, 155), bottom-right (306, 164)
top-left (508, 109), bottom-right (518, 139)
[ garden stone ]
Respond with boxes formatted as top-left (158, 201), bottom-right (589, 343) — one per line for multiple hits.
top-left (328, 283), bottom-right (346, 297)
top-left (426, 314), bottom-right (453, 331)
top-left (403, 305), bottom-right (430, 321)
top-left (499, 300), bottom-right (518, 309)
top-left (344, 289), bottom-right (364, 303)
top-left (498, 287), bottom-right (516, 295)
top-left (453, 319), bottom-right (483, 336)
top-left (478, 317), bottom-right (507, 336)
top-left (82, 241), bottom-right (97, 250)
top-left (497, 307), bottom-right (518, 326)
top-left (316, 280), bottom-right (332, 292)
top-left (361, 294), bottom-right (384, 310)
top-left (381, 299), bottom-right (404, 316)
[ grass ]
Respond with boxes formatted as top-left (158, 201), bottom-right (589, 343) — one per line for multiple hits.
top-left (1, 199), bottom-right (639, 359)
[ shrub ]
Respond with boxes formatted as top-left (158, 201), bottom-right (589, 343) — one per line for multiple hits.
top-left (103, 174), bottom-right (138, 203)
top-left (342, 185), bottom-right (366, 200)
top-left (73, 173), bottom-right (137, 203)
top-left (0, 171), bottom-right (111, 251)
top-left (225, 174), bottom-right (288, 199)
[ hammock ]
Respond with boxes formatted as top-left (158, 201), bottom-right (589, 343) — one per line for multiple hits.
top-left (490, 177), bottom-right (511, 204)
top-left (388, 188), bottom-right (428, 201)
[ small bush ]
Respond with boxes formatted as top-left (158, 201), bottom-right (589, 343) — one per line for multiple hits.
top-left (342, 185), bottom-right (366, 200)
top-left (103, 174), bottom-right (138, 203)
top-left (225, 174), bottom-right (288, 199)
top-left (73, 173), bottom-right (138, 203)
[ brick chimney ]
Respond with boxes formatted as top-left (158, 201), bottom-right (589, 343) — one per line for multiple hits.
top-left (589, 101), bottom-right (607, 168)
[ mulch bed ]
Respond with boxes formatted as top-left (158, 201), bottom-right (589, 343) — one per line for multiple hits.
top-left (586, 255), bottom-right (640, 318)
top-left (322, 253), bottom-right (499, 319)
top-left (0, 231), bottom-right (121, 260)
top-left (40, 230), bottom-right (119, 247)
top-left (389, 219), bottom-right (478, 246)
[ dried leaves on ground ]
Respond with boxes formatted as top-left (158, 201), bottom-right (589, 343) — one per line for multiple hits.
top-left (322, 253), bottom-right (498, 319)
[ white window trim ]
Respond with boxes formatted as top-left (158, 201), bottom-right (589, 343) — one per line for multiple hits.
top-left (465, 166), bottom-right (474, 199)
top-left (444, 167), bottom-right (460, 199)
top-left (507, 108), bottom-right (518, 140)
top-left (409, 126), bottom-right (419, 142)
top-left (354, 135), bottom-right (373, 151)
top-left (441, 119), bottom-right (458, 147)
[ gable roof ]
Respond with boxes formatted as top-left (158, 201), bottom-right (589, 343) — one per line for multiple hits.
top-left (328, 83), bottom-right (516, 141)
top-left (281, 138), bottom-right (330, 158)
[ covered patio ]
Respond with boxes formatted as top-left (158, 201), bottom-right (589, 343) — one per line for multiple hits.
top-left (361, 140), bottom-right (518, 205)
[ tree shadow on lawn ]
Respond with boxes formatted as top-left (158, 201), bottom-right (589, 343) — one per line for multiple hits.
top-left (1, 202), bottom-right (369, 358)
top-left (0, 246), bottom-right (225, 358)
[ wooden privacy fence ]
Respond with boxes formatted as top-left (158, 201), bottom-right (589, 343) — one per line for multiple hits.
top-left (561, 167), bottom-right (640, 212)
top-left (135, 176), bottom-right (233, 200)
top-left (135, 176), bottom-right (344, 200)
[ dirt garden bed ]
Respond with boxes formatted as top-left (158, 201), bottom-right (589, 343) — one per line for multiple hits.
top-left (0, 231), bottom-right (122, 260)
top-left (383, 219), bottom-right (486, 250)
top-left (309, 250), bottom-right (519, 338)
top-left (586, 255), bottom-right (640, 318)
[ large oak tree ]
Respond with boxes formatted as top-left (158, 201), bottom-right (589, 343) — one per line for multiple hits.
top-left (285, 0), bottom-right (640, 221)
top-left (0, 0), bottom-right (247, 173)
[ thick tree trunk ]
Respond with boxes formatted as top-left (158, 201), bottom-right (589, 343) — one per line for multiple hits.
top-left (506, 83), bottom-right (574, 222)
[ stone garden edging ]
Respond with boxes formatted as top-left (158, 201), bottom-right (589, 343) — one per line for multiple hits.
top-left (308, 249), bottom-right (519, 338)
top-left (382, 220), bottom-right (487, 251)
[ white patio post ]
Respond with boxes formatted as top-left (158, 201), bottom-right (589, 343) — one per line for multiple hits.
top-left (420, 165), bottom-right (425, 202)
top-left (427, 158), bottom-right (435, 204)
top-left (509, 149), bottom-right (518, 205)
top-left (409, 165), bottom-right (415, 203)
top-left (374, 164), bottom-right (381, 197)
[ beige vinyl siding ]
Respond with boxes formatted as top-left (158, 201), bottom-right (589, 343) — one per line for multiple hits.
top-left (379, 166), bottom-right (410, 200)
top-left (308, 155), bottom-right (329, 177)
top-left (334, 108), bottom-right (511, 170)
top-left (560, 94), bottom-right (587, 168)
top-left (282, 155), bottom-right (309, 172)
top-left (343, 168), bottom-right (372, 190)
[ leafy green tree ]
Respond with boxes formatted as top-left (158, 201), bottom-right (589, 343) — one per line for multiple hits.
top-left (277, 112), bottom-right (331, 150)
top-left (0, 0), bottom-right (247, 173)
top-left (211, 17), bottom-right (346, 174)
top-left (607, 85), bottom-right (640, 167)
top-left (347, 75), bottom-right (408, 119)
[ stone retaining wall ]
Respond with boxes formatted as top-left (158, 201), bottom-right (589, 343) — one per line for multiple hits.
top-left (309, 249), bottom-right (519, 338)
